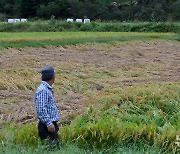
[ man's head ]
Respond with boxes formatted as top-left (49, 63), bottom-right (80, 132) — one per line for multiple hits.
top-left (41, 66), bottom-right (56, 84)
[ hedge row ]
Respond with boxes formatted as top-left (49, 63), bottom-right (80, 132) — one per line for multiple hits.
top-left (0, 20), bottom-right (179, 33)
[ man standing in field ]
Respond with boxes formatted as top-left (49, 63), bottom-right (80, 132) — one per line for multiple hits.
top-left (35, 66), bottom-right (60, 145)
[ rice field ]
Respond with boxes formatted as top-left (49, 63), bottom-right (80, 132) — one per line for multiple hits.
top-left (0, 32), bottom-right (179, 48)
top-left (0, 32), bottom-right (180, 153)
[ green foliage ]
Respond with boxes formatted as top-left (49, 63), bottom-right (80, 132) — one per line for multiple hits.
top-left (0, 0), bottom-right (180, 21)
top-left (0, 141), bottom-right (162, 154)
top-left (13, 124), bottom-right (39, 146)
top-left (1, 124), bottom-right (39, 146)
top-left (0, 132), bottom-right (4, 142)
top-left (169, 0), bottom-right (180, 20)
top-left (1, 0), bottom-right (180, 21)
top-left (0, 21), bottom-right (179, 33)
top-left (59, 83), bottom-right (180, 152)
top-left (0, 123), bottom-right (164, 153)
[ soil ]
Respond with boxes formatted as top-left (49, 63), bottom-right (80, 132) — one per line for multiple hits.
top-left (0, 41), bottom-right (179, 125)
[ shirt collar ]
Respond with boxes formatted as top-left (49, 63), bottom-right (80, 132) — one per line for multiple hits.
top-left (42, 81), bottom-right (52, 90)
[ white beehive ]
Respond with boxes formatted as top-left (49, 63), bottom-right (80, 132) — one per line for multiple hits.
top-left (15, 19), bottom-right (20, 23)
top-left (76, 19), bottom-right (83, 23)
top-left (67, 18), bottom-right (73, 22)
top-left (84, 19), bottom-right (90, 23)
top-left (21, 19), bottom-right (27, 22)
top-left (8, 19), bottom-right (15, 23)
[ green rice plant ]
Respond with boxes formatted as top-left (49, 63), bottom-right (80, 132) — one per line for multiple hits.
top-left (60, 114), bottom-right (178, 152)
top-left (0, 31), bottom-right (178, 48)
top-left (13, 124), bottom-right (39, 146)
top-left (58, 82), bottom-right (179, 153)
top-left (1, 116), bottom-right (178, 153)
top-left (0, 132), bottom-right (4, 142)
top-left (1, 123), bottom-right (38, 146)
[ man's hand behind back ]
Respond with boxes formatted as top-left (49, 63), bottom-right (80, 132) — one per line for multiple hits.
top-left (48, 123), bottom-right (55, 132)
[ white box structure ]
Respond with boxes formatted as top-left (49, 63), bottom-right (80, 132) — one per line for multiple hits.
top-left (84, 19), bottom-right (90, 23)
top-left (15, 19), bottom-right (20, 23)
top-left (8, 19), bottom-right (15, 23)
top-left (67, 18), bottom-right (73, 22)
top-left (76, 19), bottom-right (83, 23)
top-left (21, 18), bottom-right (27, 22)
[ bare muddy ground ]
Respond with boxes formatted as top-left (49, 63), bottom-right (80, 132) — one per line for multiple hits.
top-left (0, 41), bottom-right (179, 125)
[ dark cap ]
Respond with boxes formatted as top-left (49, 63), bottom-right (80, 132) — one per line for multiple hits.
top-left (41, 66), bottom-right (56, 81)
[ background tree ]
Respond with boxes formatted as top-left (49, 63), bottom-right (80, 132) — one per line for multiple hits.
top-left (0, 0), bottom-right (179, 21)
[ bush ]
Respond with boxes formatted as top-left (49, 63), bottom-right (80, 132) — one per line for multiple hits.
top-left (0, 13), bottom-right (6, 21)
top-left (0, 21), bottom-right (179, 33)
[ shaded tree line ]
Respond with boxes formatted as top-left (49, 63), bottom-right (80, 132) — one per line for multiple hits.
top-left (0, 0), bottom-right (179, 21)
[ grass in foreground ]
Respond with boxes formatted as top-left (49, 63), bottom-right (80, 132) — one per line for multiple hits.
top-left (0, 141), bottom-right (162, 154)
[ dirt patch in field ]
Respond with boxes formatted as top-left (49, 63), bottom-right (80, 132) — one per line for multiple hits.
top-left (0, 41), bottom-right (179, 124)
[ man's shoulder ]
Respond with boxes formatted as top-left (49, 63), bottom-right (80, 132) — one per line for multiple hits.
top-left (36, 83), bottom-right (48, 94)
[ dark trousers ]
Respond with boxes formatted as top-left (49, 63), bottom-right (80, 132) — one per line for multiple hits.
top-left (38, 121), bottom-right (60, 143)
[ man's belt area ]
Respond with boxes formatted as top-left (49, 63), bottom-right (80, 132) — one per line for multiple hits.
top-left (39, 121), bottom-right (58, 126)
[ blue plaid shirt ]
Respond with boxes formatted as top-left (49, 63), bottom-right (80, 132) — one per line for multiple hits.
top-left (35, 81), bottom-right (60, 127)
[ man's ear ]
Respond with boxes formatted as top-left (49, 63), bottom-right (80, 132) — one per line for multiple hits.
top-left (52, 75), bottom-right (56, 81)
